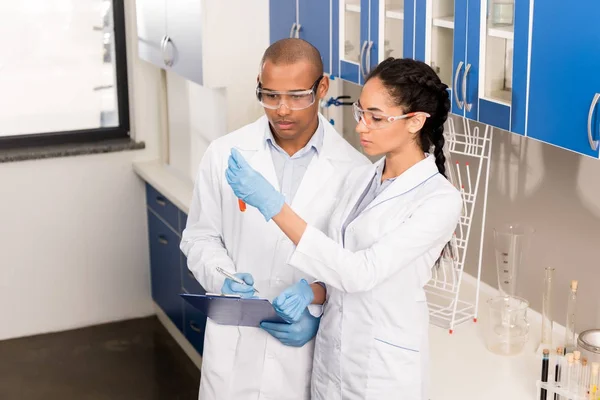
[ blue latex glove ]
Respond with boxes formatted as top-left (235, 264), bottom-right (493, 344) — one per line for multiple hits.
top-left (225, 148), bottom-right (285, 221)
top-left (221, 272), bottom-right (256, 299)
top-left (261, 309), bottom-right (320, 347)
top-left (273, 279), bottom-right (315, 323)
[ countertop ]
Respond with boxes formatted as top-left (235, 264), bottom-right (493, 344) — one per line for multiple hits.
top-left (133, 159), bottom-right (555, 400)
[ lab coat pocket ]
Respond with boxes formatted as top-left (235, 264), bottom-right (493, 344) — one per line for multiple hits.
top-left (366, 334), bottom-right (422, 399)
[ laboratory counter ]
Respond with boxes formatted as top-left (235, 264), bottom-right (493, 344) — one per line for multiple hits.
top-left (134, 159), bottom-right (553, 400)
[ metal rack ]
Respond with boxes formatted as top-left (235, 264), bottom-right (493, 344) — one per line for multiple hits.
top-left (426, 117), bottom-right (493, 334)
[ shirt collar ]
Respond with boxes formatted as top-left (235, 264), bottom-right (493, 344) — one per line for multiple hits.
top-left (265, 118), bottom-right (324, 156)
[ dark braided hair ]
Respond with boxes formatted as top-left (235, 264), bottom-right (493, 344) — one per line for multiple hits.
top-left (366, 58), bottom-right (451, 178)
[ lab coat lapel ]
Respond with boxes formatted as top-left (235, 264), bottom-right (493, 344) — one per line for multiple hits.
top-left (364, 155), bottom-right (439, 212)
top-left (337, 163), bottom-right (378, 229)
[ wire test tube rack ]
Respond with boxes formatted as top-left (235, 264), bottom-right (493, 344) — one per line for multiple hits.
top-left (425, 117), bottom-right (492, 334)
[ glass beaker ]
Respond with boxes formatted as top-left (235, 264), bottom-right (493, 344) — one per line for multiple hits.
top-left (493, 223), bottom-right (535, 297)
top-left (486, 295), bottom-right (530, 356)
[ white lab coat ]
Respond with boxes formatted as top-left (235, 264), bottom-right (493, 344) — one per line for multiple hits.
top-left (287, 155), bottom-right (462, 400)
top-left (180, 114), bottom-right (369, 400)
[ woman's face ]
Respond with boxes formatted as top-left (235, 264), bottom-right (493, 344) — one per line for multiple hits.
top-left (355, 77), bottom-right (426, 157)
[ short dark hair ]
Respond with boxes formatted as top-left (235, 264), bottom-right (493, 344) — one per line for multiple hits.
top-left (260, 38), bottom-right (323, 77)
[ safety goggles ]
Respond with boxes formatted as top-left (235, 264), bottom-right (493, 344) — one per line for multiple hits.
top-left (352, 102), bottom-right (431, 130)
top-left (256, 76), bottom-right (323, 111)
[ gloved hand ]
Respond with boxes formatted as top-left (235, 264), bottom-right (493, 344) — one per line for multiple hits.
top-left (261, 309), bottom-right (320, 347)
top-left (225, 148), bottom-right (285, 221)
top-left (273, 279), bottom-right (315, 323)
top-left (221, 272), bottom-right (256, 299)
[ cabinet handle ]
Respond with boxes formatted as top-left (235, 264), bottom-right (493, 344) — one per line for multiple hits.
top-left (160, 35), bottom-right (168, 66)
top-left (453, 61), bottom-right (464, 110)
top-left (164, 36), bottom-right (174, 67)
top-left (463, 63), bottom-right (472, 112)
top-left (289, 23), bottom-right (297, 38)
top-left (295, 23), bottom-right (302, 38)
top-left (359, 41), bottom-right (368, 80)
top-left (588, 93), bottom-right (600, 151)
top-left (158, 235), bottom-right (168, 245)
top-left (189, 321), bottom-right (203, 333)
top-left (155, 196), bottom-right (167, 207)
top-left (365, 41), bottom-right (373, 75)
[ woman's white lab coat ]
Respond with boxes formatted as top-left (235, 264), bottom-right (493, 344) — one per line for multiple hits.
top-left (180, 115), bottom-right (369, 400)
top-left (287, 155), bottom-right (462, 400)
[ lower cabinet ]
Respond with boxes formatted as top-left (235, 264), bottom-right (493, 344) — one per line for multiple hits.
top-left (145, 183), bottom-right (207, 356)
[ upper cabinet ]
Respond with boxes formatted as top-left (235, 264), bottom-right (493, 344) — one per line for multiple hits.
top-left (269, 0), bottom-right (334, 75)
top-left (135, 0), bottom-right (267, 87)
top-left (526, 1), bottom-right (600, 158)
top-left (335, 0), bottom-right (414, 84)
top-left (416, 0), bottom-right (530, 135)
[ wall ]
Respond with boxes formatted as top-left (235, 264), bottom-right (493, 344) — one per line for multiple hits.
top-left (0, 0), bottom-right (163, 340)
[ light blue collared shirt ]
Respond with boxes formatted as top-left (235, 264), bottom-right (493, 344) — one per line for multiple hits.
top-left (266, 120), bottom-right (325, 204)
top-left (341, 161), bottom-right (397, 241)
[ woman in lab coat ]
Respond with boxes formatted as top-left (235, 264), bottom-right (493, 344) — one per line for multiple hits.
top-left (226, 58), bottom-right (462, 400)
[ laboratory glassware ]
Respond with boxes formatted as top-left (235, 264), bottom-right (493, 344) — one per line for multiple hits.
top-left (564, 280), bottom-right (578, 353)
top-left (493, 223), bottom-right (535, 297)
top-left (485, 295), bottom-right (529, 355)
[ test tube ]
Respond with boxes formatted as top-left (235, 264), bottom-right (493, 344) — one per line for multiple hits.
top-left (580, 358), bottom-right (590, 397)
top-left (564, 353), bottom-right (574, 394)
top-left (590, 362), bottom-right (599, 399)
top-left (554, 347), bottom-right (564, 400)
top-left (571, 351), bottom-right (582, 393)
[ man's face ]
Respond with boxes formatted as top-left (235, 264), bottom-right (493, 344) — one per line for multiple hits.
top-left (257, 60), bottom-right (329, 142)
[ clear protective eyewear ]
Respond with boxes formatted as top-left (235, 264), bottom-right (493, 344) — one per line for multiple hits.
top-left (352, 102), bottom-right (431, 130)
top-left (256, 76), bottom-right (323, 111)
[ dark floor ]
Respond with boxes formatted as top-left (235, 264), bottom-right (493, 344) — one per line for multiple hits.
top-left (0, 317), bottom-right (200, 400)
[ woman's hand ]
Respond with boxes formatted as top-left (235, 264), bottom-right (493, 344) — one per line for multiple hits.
top-left (273, 279), bottom-right (315, 323)
top-left (225, 148), bottom-right (285, 221)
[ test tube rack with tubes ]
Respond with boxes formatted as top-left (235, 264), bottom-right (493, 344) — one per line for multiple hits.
top-left (425, 117), bottom-right (492, 334)
top-left (536, 381), bottom-right (591, 400)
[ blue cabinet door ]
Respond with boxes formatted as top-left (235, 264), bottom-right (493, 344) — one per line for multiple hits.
top-left (270, 0), bottom-right (297, 43)
top-left (451, 0), bottom-right (468, 116)
top-left (147, 210), bottom-right (184, 331)
top-left (463, 0), bottom-right (480, 121)
top-left (367, 0), bottom-right (380, 71)
top-left (299, 0), bottom-right (333, 75)
top-left (184, 302), bottom-right (207, 356)
top-left (527, 1), bottom-right (600, 157)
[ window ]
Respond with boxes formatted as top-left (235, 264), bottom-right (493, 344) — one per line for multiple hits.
top-left (0, 0), bottom-right (129, 149)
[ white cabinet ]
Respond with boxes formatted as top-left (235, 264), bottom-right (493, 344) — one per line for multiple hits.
top-left (135, 0), bottom-right (267, 87)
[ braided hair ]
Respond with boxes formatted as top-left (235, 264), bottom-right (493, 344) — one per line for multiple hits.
top-left (366, 58), bottom-right (451, 178)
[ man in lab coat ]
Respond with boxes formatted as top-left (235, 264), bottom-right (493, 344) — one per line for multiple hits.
top-left (180, 38), bottom-right (370, 400)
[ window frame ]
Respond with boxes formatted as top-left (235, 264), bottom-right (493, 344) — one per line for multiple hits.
top-left (0, 0), bottom-right (130, 150)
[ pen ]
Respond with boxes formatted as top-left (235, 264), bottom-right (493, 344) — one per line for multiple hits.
top-left (216, 267), bottom-right (259, 294)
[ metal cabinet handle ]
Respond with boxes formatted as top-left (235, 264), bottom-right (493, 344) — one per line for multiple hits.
top-left (155, 197), bottom-right (167, 207)
top-left (160, 35), bottom-right (168, 66)
top-left (453, 61), bottom-right (464, 110)
top-left (163, 36), bottom-right (174, 67)
top-left (158, 235), bottom-right (168, 245)
top-left (588, 93), bottom-right (600, 151)
top-left (365, 41), bottom-right (374, 75)
top-left (463, 63), bottom-right (472, 112)
top-left (289, 23), bottom-right (297, 38)
top-left (359, 41), bottom-right (368, 80)
top-left (295, 23), bottom-right (302, 38)
top-left (189, 321), bottom-right (203, 333)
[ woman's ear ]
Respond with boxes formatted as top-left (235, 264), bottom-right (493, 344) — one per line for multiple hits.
top-left (407, 113), bottom-right (428, 134)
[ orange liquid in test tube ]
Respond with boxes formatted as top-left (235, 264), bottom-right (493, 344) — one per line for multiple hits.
top-left (238, 199), bottom-right (246, 212)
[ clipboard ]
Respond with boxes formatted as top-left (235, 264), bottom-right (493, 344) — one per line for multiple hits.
top-left (180, 293), bottom-right (288, 327)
